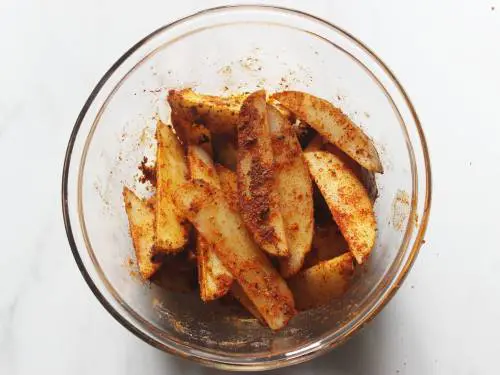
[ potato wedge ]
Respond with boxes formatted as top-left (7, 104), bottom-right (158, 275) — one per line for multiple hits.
top-left (196, 236), bottom-right (233, 301)
top-left (288, 253), bottom-right (355, 310)
top-left (231, 284), bottom-right (265, 324)
top-left (304, 137), bottom-right (376, 264)
top-left (173, 180), bottom-right (296, 330)
top-left (267, 104), bottom-right (314, 277)
top-left (271, 91), bottom-right (383, 173)
top-left (168, 88), bottom-right (246, 134)
top-left (171, 109), bottom-right (213, 155)
top-left (155, 121), bottom-right (189, 253)
top-left (187, 145), bottom-right (233, 301)
top-left (215, 165), bottom-right (265, 311)
top-left (237, 90), bottom-right (289, 257)
top-left (123, 187), bottom-right (159, 279)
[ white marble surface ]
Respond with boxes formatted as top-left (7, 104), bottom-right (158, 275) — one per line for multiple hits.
top-left (1, 0), bottom-right (499, 374)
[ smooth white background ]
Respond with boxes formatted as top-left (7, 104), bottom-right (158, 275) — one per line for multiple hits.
top-left (1, 1), bottom-right (499, 374)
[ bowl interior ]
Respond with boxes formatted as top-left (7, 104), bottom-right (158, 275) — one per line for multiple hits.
top-left (69, 6), bottom-right (424, 369)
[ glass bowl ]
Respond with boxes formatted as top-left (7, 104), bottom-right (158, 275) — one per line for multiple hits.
top-left (62, 5), bottom-right (431, 371)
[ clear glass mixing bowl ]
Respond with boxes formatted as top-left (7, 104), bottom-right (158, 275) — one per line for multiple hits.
top-left (62, 5), bottom-right (431, 371)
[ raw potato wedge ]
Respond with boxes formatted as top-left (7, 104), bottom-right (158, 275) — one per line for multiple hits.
top-left (271, 91), bottom-right (383, 173)
top-left (171, 109), bottom-right (213, 155)
top-left (237, 90), bottom-right (289, 257)
top-left (288, 253), bottom-right (355, 310)
top-left (215, 166), bottom-right (265, 320)
top-left (168, 88), bottom-right (246, 134)
top-left (196, 236), bottom-right (233, 301)
top-left (173, 180), bottom-right (296, 330)
top-left (155, 121), bottom-right (189, 253)
top-left (231, 284), bottom-right (265, 324)
top-left (304, 137), bottom-right (376, 264)
top-left (267, 104), bottom-right (314, 277)
top-left (123, 187), bottom-right (159, 279)
top-left (216, 165), bottom-right (263, 316)
top-left (187, 145), bottom-right (233, 301)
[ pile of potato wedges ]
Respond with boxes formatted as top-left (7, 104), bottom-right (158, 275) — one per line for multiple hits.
top-left (123, 88), bottom-right (382, 330)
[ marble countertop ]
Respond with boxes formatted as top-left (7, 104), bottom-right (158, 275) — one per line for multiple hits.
top-left (1, 1), bottom-right (499, 374)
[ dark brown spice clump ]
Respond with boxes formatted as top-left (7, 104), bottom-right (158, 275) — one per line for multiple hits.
top-left (138, 156), bottom-right (157, 187)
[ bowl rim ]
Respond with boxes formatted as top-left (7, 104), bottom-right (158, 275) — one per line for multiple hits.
top-left (61, 4), bottom-right (432, 371)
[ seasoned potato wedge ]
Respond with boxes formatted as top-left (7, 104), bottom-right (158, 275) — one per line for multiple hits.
top-left (304, 138), bottom-right (376, 264)
top-left (168, 88), bottom-right (246, 134)
top-left (267, 104), bottom-right (314, 277)
top-left (155, 122), bottom-right (189, 253)
top-left (196, 236), bottom-right (233, 301)
top-left (214, 166), bottom-right (265, 317)
top-left (288, 253), bottom-right (355, 310)
top-left (231, 284), bottom-right (265, 324)
top-left (173, 180), bottom-right (296, 330)
top-left (187, 145), bottom-right (233, 301)
top-left (237, 90), bottom-right (289, 257)
top-left (215, 165), bottom-right (265, 309)
top-left (123, 187), bottom-right (159, 279)
top-left (271, 91), bottom-right (383, 173)
top-left (171, 110), bottom-right (213, 155)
